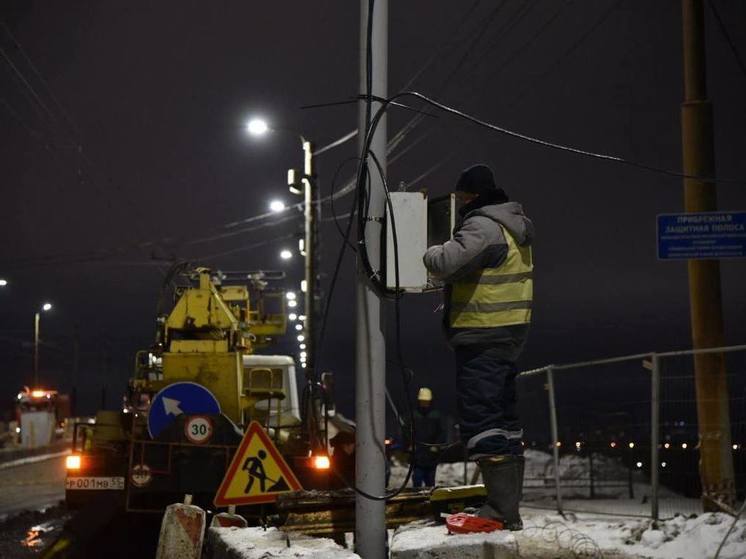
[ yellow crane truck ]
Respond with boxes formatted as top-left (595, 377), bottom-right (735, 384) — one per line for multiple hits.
top-left (64, 266), bottom-right (332, 517)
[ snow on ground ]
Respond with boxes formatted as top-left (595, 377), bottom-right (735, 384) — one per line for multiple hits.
top-left (392, 512), bottom-right (746, 559)
top-left (208, 526), bottom-right (360, 558)
top-left (388, 451), bottom-right (745, 558)
top-left (521, 510), bottom-right (746, 559)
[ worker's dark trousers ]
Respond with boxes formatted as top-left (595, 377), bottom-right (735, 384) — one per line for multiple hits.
top-left (412, 466), bottom-right (437, 488)
top-left (455, 346), bottom-right (523, 459)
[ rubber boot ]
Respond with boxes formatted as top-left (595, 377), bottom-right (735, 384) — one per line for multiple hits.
top-left (476, 455), bottom-right (524, 531)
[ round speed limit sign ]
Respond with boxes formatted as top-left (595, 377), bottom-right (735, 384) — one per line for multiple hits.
top-left (185, 415), bottom-right (214, 445)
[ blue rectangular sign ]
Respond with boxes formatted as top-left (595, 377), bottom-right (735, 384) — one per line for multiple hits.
top-left (657, 211), bottom-right (746, 260)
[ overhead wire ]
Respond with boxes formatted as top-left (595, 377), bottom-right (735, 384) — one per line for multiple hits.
top-left (0, 22), bottom-right (169, 268)
top-left (706, 0), bottom-right (746, 84)
top-left (2, 12), bottom-right (485, 271)
top-left (373, 91), bottom-right (746, 185)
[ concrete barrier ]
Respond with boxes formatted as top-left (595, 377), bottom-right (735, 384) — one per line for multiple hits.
top-left (207, 526), bottom-right (359, 558)
top-left (391, 521), bottom-right (519, 559)
top-left (155, 495), bottom-right (206, 559)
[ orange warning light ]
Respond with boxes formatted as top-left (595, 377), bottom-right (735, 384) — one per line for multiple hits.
top-left (31, 390), bottom-right (47, 398)
top-left (312, 455), bottom-right (330, 470)
top-left (66, 455), bottom-right (81, 470)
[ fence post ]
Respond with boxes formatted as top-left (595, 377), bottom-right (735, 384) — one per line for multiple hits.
top-left (589, 451), bottom-right (595, 499)
top-left (650, 352), bottom-right (660, 521)
top-left (546, 366), bottom-right (563, 514)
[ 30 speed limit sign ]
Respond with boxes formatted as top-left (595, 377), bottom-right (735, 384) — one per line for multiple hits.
top-left (185, 415), bottom-right (214, 444)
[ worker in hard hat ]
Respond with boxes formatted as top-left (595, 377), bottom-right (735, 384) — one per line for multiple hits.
top-left (411, 387), bottom-right (445, 488)
top-left (423, 164), bottom-right (533, 530)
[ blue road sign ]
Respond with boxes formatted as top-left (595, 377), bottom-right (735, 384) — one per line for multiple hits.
top-left (148, 382), bottom-right (221, 438)
top-left (657, 211), bottom-right (746, 260)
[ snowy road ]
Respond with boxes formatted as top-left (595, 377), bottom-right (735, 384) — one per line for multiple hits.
top-left (0, 453), bottom-right (67, 519)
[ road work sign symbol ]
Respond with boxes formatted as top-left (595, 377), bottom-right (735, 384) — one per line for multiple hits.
top-left (213, 421), bottom-right (302, 506)
top-left (148, 382), bottom-right (221, 438)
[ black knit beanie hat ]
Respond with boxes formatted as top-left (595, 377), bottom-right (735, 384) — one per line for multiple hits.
top-left (454, 164), bottom-right (508, 201)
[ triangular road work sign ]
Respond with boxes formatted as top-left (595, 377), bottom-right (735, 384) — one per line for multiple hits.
top-left (214, 421), bottom-right (303, 507)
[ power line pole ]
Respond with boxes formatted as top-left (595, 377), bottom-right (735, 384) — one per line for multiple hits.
top-left (680, 0), bottom-right (735, 509)
top-left (355, 0), bottom-right (388, 557)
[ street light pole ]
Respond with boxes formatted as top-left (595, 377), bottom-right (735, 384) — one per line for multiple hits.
top-left (33, 312), bottom-right (40, 387)
top-left (302, 139), bottom-right (317, 380)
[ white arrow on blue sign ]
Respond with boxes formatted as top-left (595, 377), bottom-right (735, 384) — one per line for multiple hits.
top-left (148, 382), bottom-right (221, 438)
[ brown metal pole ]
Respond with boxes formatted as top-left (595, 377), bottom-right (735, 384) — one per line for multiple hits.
top-left (680, 0), bottom-right (735, 509)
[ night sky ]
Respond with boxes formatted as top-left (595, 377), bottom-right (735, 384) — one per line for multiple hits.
top-left (1, 1), bottom-right (745, 431)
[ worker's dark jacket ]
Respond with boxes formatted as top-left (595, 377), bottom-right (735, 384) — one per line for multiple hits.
top-left (413, 407), bottom-right (445, 468)
top-left (423, 195), bottom-right (534, 361)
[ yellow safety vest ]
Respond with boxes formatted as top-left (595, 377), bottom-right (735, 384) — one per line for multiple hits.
top-left (449, 226), bottom-right (533, 328)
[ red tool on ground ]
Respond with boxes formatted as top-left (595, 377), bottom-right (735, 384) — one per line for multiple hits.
top-left (445, 513), bottom-right (503, 534)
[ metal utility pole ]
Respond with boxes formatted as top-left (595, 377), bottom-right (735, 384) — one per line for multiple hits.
top-left (303, 140), bottom-right (317, 378)
top-left (355, 0), bottom-right (387, 557)
top-left (33, 312), bottom-right (40, 387)
top-left (680, 0), bottom-right (735, 509)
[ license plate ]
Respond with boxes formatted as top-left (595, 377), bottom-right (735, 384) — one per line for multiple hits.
top-left (65, 476), bottom-right (125, 490)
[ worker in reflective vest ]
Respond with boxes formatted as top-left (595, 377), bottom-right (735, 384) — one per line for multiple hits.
top-left (423, 164), bottom-right (534, 531)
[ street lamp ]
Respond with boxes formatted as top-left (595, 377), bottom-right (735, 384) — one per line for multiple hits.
top-left (269, 199), bottom-right (286, 213)
top-left (280, 249), bottom-right (293, 260)
top-left (34, 302), bottom-right (53, 387)
top-left (246, 116), bottom-right (318, 380)
top-left (0, 279), bottom-right (8, 287)
top-left (246, 118), bottom-right (269, 136)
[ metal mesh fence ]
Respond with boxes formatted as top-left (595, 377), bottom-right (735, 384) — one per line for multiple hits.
top-left (516, 345), bottom-right (746, 520)
top-left (657, 348), bottom-right (746, 518)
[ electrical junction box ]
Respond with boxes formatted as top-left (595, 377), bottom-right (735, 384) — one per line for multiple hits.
top-left (385, 192), bottom-right (459, 292)
top-left (385, 192), bottom-right (428, 291)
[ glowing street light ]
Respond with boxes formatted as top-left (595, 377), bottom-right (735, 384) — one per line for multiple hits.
top-left (0, 279), bottom-right (7, 287)
top-left (287, 300), bottom-right (297, 308)
top-left (286, 291), bottom-right (297, 301)
top-left (246, 118), bottom-right (269, 136)
top-left (288, 313), bottom-right (298, 321)
top-left (299, 343), bottom-right (306, 350)
top-left (42, 302), bottom-right (53, 312)
top-left (269, 199), bottom-right (286, 213)
top-left (280, 249), bottom-right (293, 260)
top-left (295, 324), bottom-right (303, 331)
top-left (297, 334), bottom-right (305, 342)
